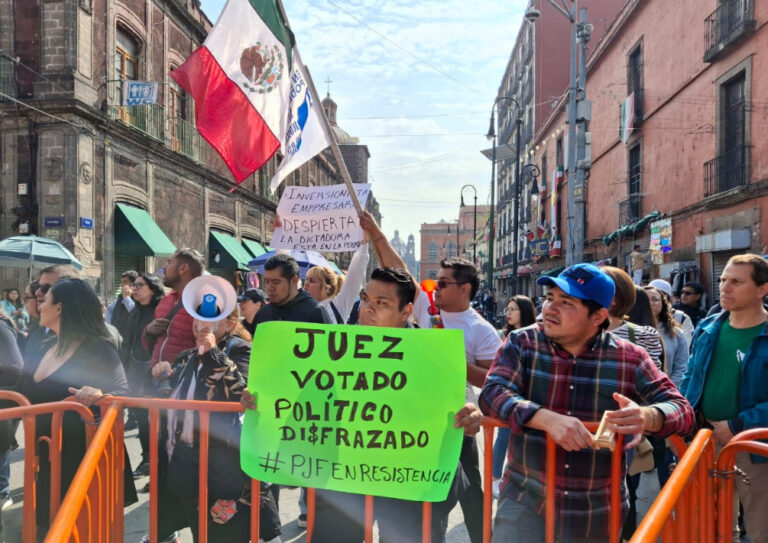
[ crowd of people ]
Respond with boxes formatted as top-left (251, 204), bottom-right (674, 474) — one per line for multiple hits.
top-left (0, 214), bottom-right (766, 542)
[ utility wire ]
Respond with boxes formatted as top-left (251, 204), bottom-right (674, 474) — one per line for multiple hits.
top-left (325, 0), bottom-right (486, 96)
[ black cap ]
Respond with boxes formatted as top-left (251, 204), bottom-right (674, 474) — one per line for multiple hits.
top-left (238, 288), bottom-right (266, 303)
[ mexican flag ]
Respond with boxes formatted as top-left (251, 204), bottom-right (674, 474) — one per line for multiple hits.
top-left (171, 0), bottom-right (330, 186)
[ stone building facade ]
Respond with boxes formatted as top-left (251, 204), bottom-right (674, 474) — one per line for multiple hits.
top-left (0, 0), bottom-right (364, 296)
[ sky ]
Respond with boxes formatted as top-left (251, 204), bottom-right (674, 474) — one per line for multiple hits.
top-left (199, 0), bottom-right (527, 254)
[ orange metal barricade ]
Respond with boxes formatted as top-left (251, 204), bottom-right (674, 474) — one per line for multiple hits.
top-left (713, 428), bottom-right (768, 543)
top-left (629, 430), bottom-right (715, 543)
top-left (481, 417), bottom-right (625, 543)
top-left (45, 399), bottom-right (691, 543)
top-left (45, 400), bottom-right (125, 543)
top-left (0, 395), bottom-right (97, 543)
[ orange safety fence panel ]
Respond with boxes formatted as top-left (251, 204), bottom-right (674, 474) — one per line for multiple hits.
top-left (481, 417), bottom-right (625, 543)
top-left (0, 393), bottom-right (97, 543)
top-left (46, 400), bottom-right (124, 543)
top-left (630, 429), bottom-right (715, 543)
top-left (714, 428), bottom-right (768, 543)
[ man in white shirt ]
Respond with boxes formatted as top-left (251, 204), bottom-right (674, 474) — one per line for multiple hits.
top-left (415, 258), bottom-right (501, 543)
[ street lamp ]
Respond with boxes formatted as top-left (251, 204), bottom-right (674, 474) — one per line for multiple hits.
top-left (486, 97), bottom-right (522, 292)
top-left (460, 184), bottom-right (477, 264)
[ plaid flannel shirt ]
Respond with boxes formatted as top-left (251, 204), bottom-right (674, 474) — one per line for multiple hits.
top-left (479, 323), bottom-right (695, 539)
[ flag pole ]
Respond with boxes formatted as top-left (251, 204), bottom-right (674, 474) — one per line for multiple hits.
top-left (274, 0), bottom-right (363, 214)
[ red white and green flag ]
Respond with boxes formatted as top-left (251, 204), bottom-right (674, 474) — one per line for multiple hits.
top-left (171, 0), bottom-right (330, 187)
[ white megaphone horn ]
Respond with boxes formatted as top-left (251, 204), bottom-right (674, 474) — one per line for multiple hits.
top-left (182, 275), bottom-right (238, 355)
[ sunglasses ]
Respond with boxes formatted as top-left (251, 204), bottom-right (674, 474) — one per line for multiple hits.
top-left (37, 283), bottom-right (53, 295)
top-left (680, 290), bottom-right (696, 295)
top-left (436, 280), bottom-right (466, 289)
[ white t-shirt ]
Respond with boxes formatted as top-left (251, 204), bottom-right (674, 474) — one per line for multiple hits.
top-left (414, 290), bottom-right (502, 403)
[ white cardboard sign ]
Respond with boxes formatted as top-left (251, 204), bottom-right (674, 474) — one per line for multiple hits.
top-left (271, 183), bottom-right (372, 252)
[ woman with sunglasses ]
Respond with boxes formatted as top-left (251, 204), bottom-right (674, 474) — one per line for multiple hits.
top-left (18, 278), bottom-right (135, 530)
top-left (118, 273), bottom-right (166, 477)
top-left (492, 295), bottom-right (537, 498)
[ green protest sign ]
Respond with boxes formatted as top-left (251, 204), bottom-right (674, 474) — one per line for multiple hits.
top-left (241, 321), bottom-right (466, 502)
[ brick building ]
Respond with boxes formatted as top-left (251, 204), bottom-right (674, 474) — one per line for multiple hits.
top-left (517, 0), bottom-right (767, 304)
top-left (0, 0), bottom-right (367, 295)
top-left (419, 205), bottom-right (489, 281)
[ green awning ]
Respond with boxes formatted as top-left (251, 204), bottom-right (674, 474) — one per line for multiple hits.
top-left (209, 230), bottom-right (252, 271)
top-left (602, 211), bottom-right (661, 246)
top-left (242, 238), bottom-right (267, 258)
top-left (328, 262), bottom-right (343, 275)
top-left (114, 203), bottom-right (177, 257)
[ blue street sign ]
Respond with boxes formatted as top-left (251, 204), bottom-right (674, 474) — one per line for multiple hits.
top-left (80, 217), bottom-right (94, 229)
top-left (44, 217), bottom-right (64, 228)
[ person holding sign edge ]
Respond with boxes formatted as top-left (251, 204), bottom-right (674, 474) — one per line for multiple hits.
top-left (241, 266), bottom-right (482, 542)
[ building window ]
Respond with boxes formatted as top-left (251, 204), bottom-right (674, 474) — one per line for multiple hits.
top-left (115, 27), bottom-right (139, 101)
top-left (628, 44), bottom-right (643, 120)
top-left (446, 241), bottom-right (457, 258)
top-left (708, 71), bottom-right (748, 194)
top-left (620, 143), bottom-right (643, 223)
top-left (723, 73), bottom-right (746, 156)
top-left (556, 137), bottom-right (563, 168)
top-left (629, 144), bottom-right (642, 195)
top-left (428, 242), bottom-right (438, 262)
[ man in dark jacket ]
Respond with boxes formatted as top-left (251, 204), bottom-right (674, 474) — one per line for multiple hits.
top-left (253, 254), bottom-right (329, 328)
top-left (238, 288), bottom-right (266, 336)
top-left (251, 253), bottom-right (329, 529)
top-left (673, 281), bottom-right (707, 327)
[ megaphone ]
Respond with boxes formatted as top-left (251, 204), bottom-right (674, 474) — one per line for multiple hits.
top-left (182, 275), bottom-right (238, 354)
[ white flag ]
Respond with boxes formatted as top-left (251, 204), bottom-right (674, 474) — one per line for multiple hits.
top-left (270, 50), bottom-right (331, 191)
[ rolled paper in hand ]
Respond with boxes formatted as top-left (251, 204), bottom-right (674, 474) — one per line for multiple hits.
top-left (592, 411), bottom-right (616, 451)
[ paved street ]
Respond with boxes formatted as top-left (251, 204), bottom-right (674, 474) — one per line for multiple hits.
top-left (2, 424), bottom-right (480, 542)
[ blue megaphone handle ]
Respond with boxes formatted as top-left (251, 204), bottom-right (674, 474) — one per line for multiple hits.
top-left (200, 293), bottom-right (218, 318)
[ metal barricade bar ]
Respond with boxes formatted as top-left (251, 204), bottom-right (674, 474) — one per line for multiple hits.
top-left (0, 398), bottom-right (97, 543)
top-left (714, 429), bottom-right (768, 543)
top-left (630, 429), bottom-right (714, 543)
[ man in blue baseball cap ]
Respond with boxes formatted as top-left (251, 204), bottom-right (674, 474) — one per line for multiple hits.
top-left (480, 263), bottom-right (695, 541)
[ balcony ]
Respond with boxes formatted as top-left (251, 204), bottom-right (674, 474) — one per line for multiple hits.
top-left (169, 116), bottom-right (204, 163)
top-left (618, 193), bottom-right (642, 226)
top-left (109, 101), bottom-right (165, 142)
top-left (704, 0), bottom-right (755, 62)
top-left (704, 144), bottom-right (749, 197)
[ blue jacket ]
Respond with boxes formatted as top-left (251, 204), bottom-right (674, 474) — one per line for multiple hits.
top-left (680, 311), bottom-right (768, 461)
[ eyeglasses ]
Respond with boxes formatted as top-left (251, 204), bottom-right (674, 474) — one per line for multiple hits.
top-left (506, 307), bottom-right (520, 314)
top-left (436, 280), bottom-right (466, 289)
top-left (132, 282), bottom-right (146, 289)
top-left (680, 290), bottom-right (696, 295)
top-left (24, 296), bottom-right (36, 301)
